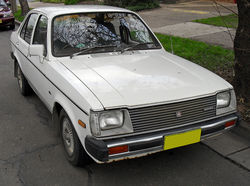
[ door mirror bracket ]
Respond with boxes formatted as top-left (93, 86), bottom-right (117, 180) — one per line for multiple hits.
top-left (29, 45), bottom-right (45, 63)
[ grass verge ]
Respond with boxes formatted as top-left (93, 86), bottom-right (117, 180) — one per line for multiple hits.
top-left (41, 0), bottom-right (64, 3)
top-left (155, 33), bottom-right (234, 72)
top-left (14, 9), bottom-right (25, 22)
top-left (193, 14), bottom-right (238, 29)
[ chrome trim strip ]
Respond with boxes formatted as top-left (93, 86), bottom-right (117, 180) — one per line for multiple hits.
top-left (201, 116), bottom-right (237, 129)
top-left (107, 136), bottom-right (163, 148)
top-left (106, 115), bottom-right (237, 159)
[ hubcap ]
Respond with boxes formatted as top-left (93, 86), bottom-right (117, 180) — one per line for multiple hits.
top-left (62, 118), bottom-right (74, 156)
top-left (17, 67), bottom-right (23, 89)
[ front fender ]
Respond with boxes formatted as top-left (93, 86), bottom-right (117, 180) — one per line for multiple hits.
top-left (52, 92), bottom-right (91, 150)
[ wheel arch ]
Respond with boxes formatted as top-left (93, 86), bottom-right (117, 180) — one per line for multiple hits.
top-left (51, 93), bottom-right (89, 138)
top-left (12, 51), bottom-right (23, 78)
top-left (52, 100), bottom-right (77, 136)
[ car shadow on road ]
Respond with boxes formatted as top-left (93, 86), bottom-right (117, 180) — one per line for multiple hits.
top-left (0, 26), bottom-right (15, 32)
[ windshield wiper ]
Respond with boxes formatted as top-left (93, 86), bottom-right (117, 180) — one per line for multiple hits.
top-left (120, 42), bottom-right (155, 54)
top-left (70, 45), bottom-right (117, 59)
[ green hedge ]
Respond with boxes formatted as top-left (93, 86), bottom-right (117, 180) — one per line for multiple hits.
top-left (64, 0), bottom-right (80, 5)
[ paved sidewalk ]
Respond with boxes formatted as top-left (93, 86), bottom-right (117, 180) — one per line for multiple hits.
top-left (152, 22), bottom-right (235, 49)
top-left (203, 121), bottom-right (250, 171)
top-left (138, 1), bottom-right (237, 49)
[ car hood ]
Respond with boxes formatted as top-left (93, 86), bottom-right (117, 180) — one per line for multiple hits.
top-left (57, 50), bottom-right (232, 109)
top-left (0, 6), bottom-right (9, 12)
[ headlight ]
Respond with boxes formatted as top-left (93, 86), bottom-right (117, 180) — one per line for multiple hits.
top-left (217, 91), bottom-right (230, 108)
top-left (90, 109), bottom-right (133, 137)
top-left (99, 110), bottom-right (123, 130)
top-left (216, 89), bottom-right (237, 115)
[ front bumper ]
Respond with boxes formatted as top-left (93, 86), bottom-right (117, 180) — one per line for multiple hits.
top-left (0, 17), bottom-right (14, 27)
top-left (85, 113), bottom-right (239, 163)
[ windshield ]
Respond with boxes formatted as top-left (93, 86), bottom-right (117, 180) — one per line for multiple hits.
top-left (0, 0), bottom-right (7, 6)
top-left (52, 12), bottom-right (161, 57)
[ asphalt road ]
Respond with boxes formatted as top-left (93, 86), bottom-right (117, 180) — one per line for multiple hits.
top-left (1, 28), bottom-right (250, 186)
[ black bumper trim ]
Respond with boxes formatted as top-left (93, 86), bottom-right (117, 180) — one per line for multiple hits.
top-left (85, 136), bottom-right (109, 162)
top-left (85, 113), bottom-right (238, 162)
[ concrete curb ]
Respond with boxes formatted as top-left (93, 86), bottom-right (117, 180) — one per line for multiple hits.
top-left (15, 20), bottom-right (21, 25)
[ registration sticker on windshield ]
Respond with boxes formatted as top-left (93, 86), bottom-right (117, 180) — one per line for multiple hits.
top-left (164, 129), bottom-right (201, 150)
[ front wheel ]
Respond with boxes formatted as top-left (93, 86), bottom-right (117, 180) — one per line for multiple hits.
top-left (60, 109), bottom-right (92, 166)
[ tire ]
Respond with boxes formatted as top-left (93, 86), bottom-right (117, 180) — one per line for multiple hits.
top-left (59, 109), bottom-right (92, 166)
top-left (10, 24), bottom-right (15, 30)
top-left (16, 64), bottom-right (31, 96)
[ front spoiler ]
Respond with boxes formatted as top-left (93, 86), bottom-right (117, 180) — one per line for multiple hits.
top-left (85, 113), bottom-right (239, 163)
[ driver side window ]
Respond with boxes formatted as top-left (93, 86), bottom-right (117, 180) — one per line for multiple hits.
top-left (33, 15), bottom-right (48, 56)
top-left (20, 14), bottom-right (38, 44)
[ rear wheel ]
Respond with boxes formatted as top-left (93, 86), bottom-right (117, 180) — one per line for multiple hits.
top-left (16, 64), bottom-right (31, 96)
top-left (60, 109), bottom-right (92, 166)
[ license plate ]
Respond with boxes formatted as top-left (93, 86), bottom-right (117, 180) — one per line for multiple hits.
top-left (164, 129), bottom-right (201, 150)
top-left (0, 19), bottom-right (2, 24)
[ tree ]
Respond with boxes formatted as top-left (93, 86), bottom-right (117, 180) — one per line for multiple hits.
top-left (19, 0), bottom-right (30, 16)
top-left (10, 0), bottom-right (17, 13)
top-left (233, 0), bottom-right (250, 103)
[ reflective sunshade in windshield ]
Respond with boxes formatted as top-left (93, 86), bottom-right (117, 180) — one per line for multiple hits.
top-left (52, 12), bottom-right (161, 57)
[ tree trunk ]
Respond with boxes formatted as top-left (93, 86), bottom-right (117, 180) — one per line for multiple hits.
top-left (10, 0), bottom-right (17, 13)
top-left (233, 0), bottom-right (250, 103)
top-left (19, 0), bottom-right (30, 16)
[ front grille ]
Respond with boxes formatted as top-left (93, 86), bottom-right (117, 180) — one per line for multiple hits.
top-left (129, 95), bottom-right (216, 134)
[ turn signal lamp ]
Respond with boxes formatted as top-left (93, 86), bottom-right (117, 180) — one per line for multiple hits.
top-left (225, 120), bottom-right (236, 128)
top-left (108, 145), bottom-right (128, 155)
top-left (78, 120), bottom-right (86, 128)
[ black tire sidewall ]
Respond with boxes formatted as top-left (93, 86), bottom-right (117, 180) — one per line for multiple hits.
top-left (59, 109), bottom-right (83, 166)
top-left (17, 64), bottom-right (29, 96)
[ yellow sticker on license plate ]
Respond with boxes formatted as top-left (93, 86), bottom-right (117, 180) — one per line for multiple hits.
top-left (0, 19), bottom-right (2, 24)
top-left (164, 129), bottom-right (201, 150)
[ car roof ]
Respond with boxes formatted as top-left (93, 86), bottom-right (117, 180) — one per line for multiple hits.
top-left (32, 5), bottom-right (132, 18)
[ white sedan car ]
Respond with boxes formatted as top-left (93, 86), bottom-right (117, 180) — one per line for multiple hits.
top-left (10, 5), bottom-right (238, 166)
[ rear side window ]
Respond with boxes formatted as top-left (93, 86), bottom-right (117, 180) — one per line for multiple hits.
top-left (20, 14), bottom-right (38, 44)
top-left (33, 15), bottom-right (48, 56)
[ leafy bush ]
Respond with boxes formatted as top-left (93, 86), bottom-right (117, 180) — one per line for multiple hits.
top-left (64, 0), bottom-right (79, 5)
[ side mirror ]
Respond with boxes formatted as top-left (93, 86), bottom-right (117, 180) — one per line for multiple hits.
top-left (29, 44), bottom-right (44, 58)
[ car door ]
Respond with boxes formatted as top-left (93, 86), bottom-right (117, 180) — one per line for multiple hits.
top-left (17, 13), bottom-right (38, 76)
top-left (27, 15), bottom-right (54, 110)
